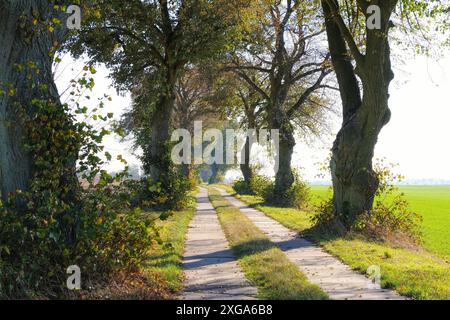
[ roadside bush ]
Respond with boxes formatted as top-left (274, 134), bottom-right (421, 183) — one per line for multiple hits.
top-left (233, 175), bottom-right (273, 196)
top-left (354, 197), bottom-right (423, 245)
top-left (250, 175), bottom-right (273, 197)
top-left (130, 170), bottom-right (194, 211)
top-left (309, 197), bottom-right (347, 237)
top-left (232, 178), bottom-right (251, 195)
top-left (353, 160), bottom-right (423, 244)
top-left (160, 170), bottom-right (195, 210)
top-left (311, 160), bottom-right (423, 245)
top-left (263, 172), bottom-right (311, 209)
top-left (284, 177), bottom-right (311, 209)
top-left (0, 182), bottom-right (154, 299)
top-left (185, 167), bottom-right (200, 189)
top-left (209, 171), bottom-right (225, 184)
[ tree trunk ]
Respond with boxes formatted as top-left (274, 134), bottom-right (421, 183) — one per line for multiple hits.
top-left (240, 136), bottom-right (253, 187)
top-left (272, 116), bottom-right (295, 200)
top-left (181, 163), bottom-right (191, 177)
top-left (274, 127), bottom-right (295, 200)
top-left (240, 103), bottom-right (259, 189)
top-left (0, 1), bottom-right (76, 202)
top-left (322, 0), bottom-right (395, 226)
top-left (0, 1), bottom-right (81, 244)
top-left (209, 162), bottom-right (219, 184)
top-left (330, 89), bottom-right (391, 225)
top-left (146, 70), bottom-right (176, 183)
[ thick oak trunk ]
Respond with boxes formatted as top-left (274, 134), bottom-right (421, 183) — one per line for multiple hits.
top-left (1, 1), bottom-right (81, 244)
top-left (322, 0), bottom-right (395, 226)
top-left (330, 88), bottom-right (391, 225)
top-left (0, 1), bottom-right (76, 202)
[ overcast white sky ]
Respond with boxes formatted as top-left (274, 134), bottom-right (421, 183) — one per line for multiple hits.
top-left (55, 51), bottom-right (450, 183)
top-left (293, 54), bottom-right (450, 183)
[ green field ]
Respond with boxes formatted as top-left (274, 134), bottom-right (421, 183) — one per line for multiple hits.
top-left (310, 185), bottom-right (450, 259)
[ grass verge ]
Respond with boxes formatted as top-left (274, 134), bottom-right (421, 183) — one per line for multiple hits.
top-left (310, 185), bottom-right (450, 259)
top-left (214, 184), bottom-right (450, 300)
top-left (208, 187), bottom-right (328, 300)
top-left (142, 193), bottom-right (197, 298)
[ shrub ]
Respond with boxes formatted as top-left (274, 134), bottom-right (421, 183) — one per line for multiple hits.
top-left (232, 178), bottom-right (251, 195)
top-left (311, 160), bottom-right (423, 245)
top-left (353, 160), bottom-right (423, 244)
top-left (134, 171), bottom-right (194, 211)
top-left (185, 167), bottom-right (200, 190)
top-left (250, 175), bottom-right (273, 197)
top-left (263, 172), bottom-right (311, 209)
top-left (309, 197), bottom-right (347, 237)
top-left (354, 197), bottom-right (423, 245)
top-left (232, 175), bottom-right (273, 197)
top-left (310, 197), bottom-right (334, 226)
top-left (284, 177), bottom-right (311, 209)
top-left (162, 171), bottom-right (195, 210)
top-left (118, 167), bottom-right (194, 211)
top-left (0, 180), bottom-right (155, 299)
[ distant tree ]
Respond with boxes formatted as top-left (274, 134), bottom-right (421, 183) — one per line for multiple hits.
top-left (172, 66), bottom-right (230, 177)
top-left (228, 0), bottom-right (333, 202)
top-left (68, 0), bottom-right (247, 184)
top-left (205, 125), bottom-right (240, 184)
top-left (223, 76), bottom-right (265, 188)
top-left (236, 84), bottom-right (265, 187)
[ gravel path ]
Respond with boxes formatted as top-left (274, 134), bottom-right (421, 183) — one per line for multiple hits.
top-left (180, 188), bottom-right (258, 300)
top-left (215, 187), bottom-right (405, 300)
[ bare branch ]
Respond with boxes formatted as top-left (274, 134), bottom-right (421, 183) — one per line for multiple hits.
top-left (324, 0), bottom-right (365, 66)
top-left (235, 70), bottom-right (271, 102)
top-left (287, 69), bottom-right (331, 118)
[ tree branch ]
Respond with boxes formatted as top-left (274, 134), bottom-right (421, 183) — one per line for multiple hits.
top-left (235, 70), bottom-right (270, 102)
top-left (324, 0), bottom-right (365, 66)
top-left (104, 26), bottom-right (165, 65)
top-left (287, 69), bottom-right (331, 118)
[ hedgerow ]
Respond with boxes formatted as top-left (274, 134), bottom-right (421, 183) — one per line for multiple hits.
top-left (0, 59), bottom-right (157, 298)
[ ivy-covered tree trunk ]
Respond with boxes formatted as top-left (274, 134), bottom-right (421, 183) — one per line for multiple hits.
top-left (0, 1), bottom-right (80, 244)
top-left (322, 0), bottom-right (396, 227)
top-left (147, 86), bottom-right (175, 182)
top-left (0, 2), bottom-right (32, 199)
top-left (0, 1), bottom-right (75, 201)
